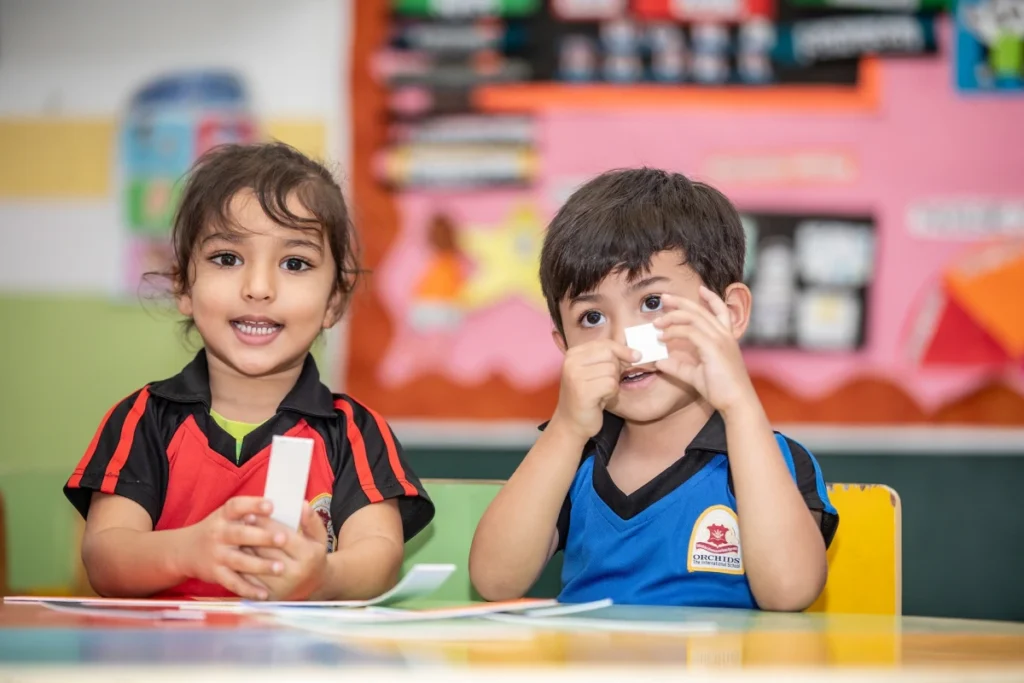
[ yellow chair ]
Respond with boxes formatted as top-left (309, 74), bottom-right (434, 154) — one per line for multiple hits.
top-left (806, 483), bottom-right (902, 615)
top-left (0, 491), bottom-right (7, 596)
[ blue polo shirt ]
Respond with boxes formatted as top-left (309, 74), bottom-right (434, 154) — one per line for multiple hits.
top-left (553, 412), bottom-right (838, 608)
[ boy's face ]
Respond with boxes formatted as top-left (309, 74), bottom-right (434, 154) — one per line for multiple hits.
top-left (555, 249), bottom-right (750, 423)
top-left (177, 190), bottom-right (340, 379)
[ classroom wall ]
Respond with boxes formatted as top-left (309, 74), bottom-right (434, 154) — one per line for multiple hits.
top-left (1, 1), bottom-right (1022, 624)
top-left (0, 0), bottom-right (347, 590)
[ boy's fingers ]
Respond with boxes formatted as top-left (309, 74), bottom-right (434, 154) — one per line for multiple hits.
top-left (655, 357), bottom-right (698, 386)
top-left (661, 295), bottom-right (727, 334)
top-left (699, 286), bottom-right (733, 330)
top-left (224, 497), bottom-right (273, 520)
top-left (576, 342), bottom-right (639, 366)
top-left (611, 342), bottom-right (642, 364)
top-left (655, 315), bottom-right (716, 343)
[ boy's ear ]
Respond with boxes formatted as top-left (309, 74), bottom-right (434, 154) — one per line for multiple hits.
top-left (723, 282), bottom-right (752, 340)
top-left (551, 328), bottom-right (568, 354)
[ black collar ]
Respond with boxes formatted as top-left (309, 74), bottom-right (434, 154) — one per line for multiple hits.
top-left (149, 349), bottom-right (336, 419)
top-left (540, 409), bottom-right (729, 458)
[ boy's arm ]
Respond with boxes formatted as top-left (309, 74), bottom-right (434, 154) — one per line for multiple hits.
top-left (723, 401), bottom-right (828, 611)
top-left (83, 493), bottom-right (284, 599)
top-left (470, 339), bottom-right (639, 601)
top-left (654, 289), bottom-right (831, 611)
top-left (469, 417), bottom-right (587, 601)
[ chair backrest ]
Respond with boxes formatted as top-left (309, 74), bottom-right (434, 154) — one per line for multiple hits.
top-left (0, 490), bottom-right (7, 596)
top-left (402, 479), bottom-right (503, 602)
top-left (806, 483), bottom-right (902, 615)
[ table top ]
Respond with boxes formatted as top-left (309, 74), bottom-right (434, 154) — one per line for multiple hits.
top-left (2, 602), bottom-right (1023, 682)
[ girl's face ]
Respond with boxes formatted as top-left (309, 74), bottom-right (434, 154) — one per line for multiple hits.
top-left (177, 190), bottom-right (340, 380)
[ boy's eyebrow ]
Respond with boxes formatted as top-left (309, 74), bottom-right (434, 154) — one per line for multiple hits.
top-left (569, 292), bottom-right (603, 306)
top-left (628, 276), bottom-right (670, 292)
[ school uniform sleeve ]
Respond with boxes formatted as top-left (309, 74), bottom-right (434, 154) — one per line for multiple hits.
top-left (775, 433), bottom-right (839, 547)
top-left (332, 396), bottom-right (434, 541)
top-left (64, 387), bottom-right (167, 526)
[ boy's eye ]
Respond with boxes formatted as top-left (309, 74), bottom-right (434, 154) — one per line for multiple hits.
top-left (210, 253), bottom-right (240, 267)
top-left (641, 295), bottom-right (662, 313)
top-left (580, 310), bottom-right (605, 328)
top-left (281, 257), bottom-right (311, 272)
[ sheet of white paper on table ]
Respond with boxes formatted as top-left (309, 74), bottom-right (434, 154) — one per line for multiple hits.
top-left (262, 598), bottom-right (559, 623)
top-left (3, 596), bottom-right (246, 612)
top-left (264, 435), bottom-right (314, 530)
top-left (3, 564), bottom-right (457, 613)
top-left (624, 323), bottom-right (668, 365)
top-left (40, 602), bottom-right (207, 621)
top-left (252, 563), bottom-right (457, 609)
top-left (518, 598), bottom-right (612, 618)
top-left (484, 613), bottom-right (718, 635)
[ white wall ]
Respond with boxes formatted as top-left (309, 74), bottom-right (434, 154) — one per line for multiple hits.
top-left (0, 0), bottom-right (349, 293)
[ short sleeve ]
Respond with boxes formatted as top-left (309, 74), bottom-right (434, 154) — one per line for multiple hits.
top-left (555, 496), bottom-right (572, 552)
top-left (64, 387), bottom-right (166, 526)
top-left (332, 397), bottom-right (434, 541)
top-left (775, 434), bottom-right (839, 547)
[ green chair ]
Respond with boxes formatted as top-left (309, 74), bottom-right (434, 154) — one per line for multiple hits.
top-left (402, 479), bottom-right (562, 601)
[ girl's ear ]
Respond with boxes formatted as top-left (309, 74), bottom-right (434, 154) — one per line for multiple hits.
top-left (322, 290), bottom-right (344, 329)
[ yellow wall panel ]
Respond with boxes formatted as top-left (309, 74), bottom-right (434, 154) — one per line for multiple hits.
top-left (0, 117), bottom-right (328, 199)
top-left (0, 119), bottom-right (114, 198)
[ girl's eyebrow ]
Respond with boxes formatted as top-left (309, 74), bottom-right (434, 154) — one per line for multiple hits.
top-left (282, 237), bottom-right (324, 254)
top-left (200, 230), bottom-right (245, 246)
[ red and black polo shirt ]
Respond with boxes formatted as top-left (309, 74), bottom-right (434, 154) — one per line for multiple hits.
top-left (64, 350), bottom-right (434, 597)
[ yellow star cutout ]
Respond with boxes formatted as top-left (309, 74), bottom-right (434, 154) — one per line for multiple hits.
top-left (457, 203), bottom-right (547, 313)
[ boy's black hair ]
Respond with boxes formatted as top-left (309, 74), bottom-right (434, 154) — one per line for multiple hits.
top-left (539, 167), bottom-right (746, 335)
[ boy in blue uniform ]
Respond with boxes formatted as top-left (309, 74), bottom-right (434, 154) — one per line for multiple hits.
top-left (470, 168), bottom-right (838, 610)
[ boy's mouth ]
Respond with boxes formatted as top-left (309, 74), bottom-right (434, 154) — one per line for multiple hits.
top-left (620, 369), bottom-right (655, 384)
top-left (231, 317), bottom-right (283, 337)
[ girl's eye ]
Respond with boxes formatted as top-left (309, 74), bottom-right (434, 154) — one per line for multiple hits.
top-left (210, 253), bottom-right (240, 267)
top-left (580, 310), bottom-right (605, 328)
top-left (282, 257), bottom-right (311, 272)
top-left (641, 295), bottom-right (662, 313)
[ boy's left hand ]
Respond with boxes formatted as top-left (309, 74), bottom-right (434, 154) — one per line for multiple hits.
top-left (652, 286), bottom-right (756, 414)
top-left (241, 505), bottom-right (329, 601)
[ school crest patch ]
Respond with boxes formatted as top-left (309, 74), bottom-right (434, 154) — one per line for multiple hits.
top-left (310, 493), bottom-right (337, 553)
top-left (687, 505), bottom-right (743, 575)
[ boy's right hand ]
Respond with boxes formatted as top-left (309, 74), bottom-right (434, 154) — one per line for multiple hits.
top-left (180, 497), bottom-right (287, 600)
top-left (552, 339), bottom-right (640, 440)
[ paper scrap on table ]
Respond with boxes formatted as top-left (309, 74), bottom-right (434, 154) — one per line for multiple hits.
top-left (625, 323), bottom-right (668, 365)
top-left (484, 613), bottom-right (718, 635)
top-left (519, 598), bottom-right (612, 618)
top-left (264, 435), bottom-right (314, 530)
top-left (262, 598), bottom-right (559, 624)
top-left (40, 602), bottom-right (206, 621)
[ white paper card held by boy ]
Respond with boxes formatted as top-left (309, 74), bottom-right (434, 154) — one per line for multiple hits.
top-left (625, 322), bottom-right (668, 365)
top-left (264, 435), bottom-right (314, 530)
